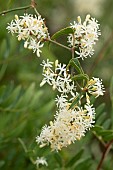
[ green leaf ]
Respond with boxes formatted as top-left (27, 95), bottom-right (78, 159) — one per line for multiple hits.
top-left (8, 120), bottom-right (27, 137)
top-left (15, 83), bottom-right (35, 109)
top-left (1, 85), bottom-right (21, 108)
top-left (92, 125), bottom-right (103, 131)
top-left (54, 153), bottom-right (62, 167)
top-left (38, 100), bottom-right (55, 114)
top-left (96, 103), bottom-right (106, 118)
top-left (29, 90), bottom-right (43, 110)
top-left (0, 113), bottom-right (12, 132)
top-left (92, 125), bottom-right (113, 141)
top-left (0, 64), bottom-right (8, 81)
top-left (0, 85), bottom-right (6, 103)
top-left (4, 37), bottom-right (10, 58)
top-left (0, 84), bottom-right (14, 104)
top-left (96, 112), bottom-right (107, 125)
top-left (72, 74), bottom-right (89, 82)
top-left (69, 93), bottom-right (80, 110)
top-left (74, 157), bottom-right (92, 170)
top-left (65, 149), bottom-right (84, 167)
top-left (95, 103), bottom-right (106, 126)
top-left (51, 27), bottom-right (74, 40)
top-left (102, 119), bottom-right (111, 129)
top-left (103, 133), bottom-right (113, 141)
top-left (68, 58), bottom-right (84, 74)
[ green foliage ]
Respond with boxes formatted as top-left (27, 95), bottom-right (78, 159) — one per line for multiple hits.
top-left (65, 149), bottom-right (84, 168)
top-left (69, 93), bottom-right (80, 110)
top-left (67, 58), bottom-right (84, 74)
top-left (51, 27), bottom-right (74, 40)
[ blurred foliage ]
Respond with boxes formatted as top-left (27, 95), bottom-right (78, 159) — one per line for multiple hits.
top-left (0, 0), bottom-right (113, 170)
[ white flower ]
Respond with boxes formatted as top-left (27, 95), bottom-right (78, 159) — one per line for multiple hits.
top-left (84, 103), bottom-right (95, 127)
top-left (6, 13), bottom-right (49, 57)
top-left (41, 59), bottom-right (53, 70)
top-left (87, 77), bottom-right (105, 98)
top-left (67, 14), bottom-right (101, 59)
top-left (40, 59), bottom-right (76, 96)
top-left (35, 157), bottom-right (48, 167)
top-left (28, 39), bottom-right (44, 57)
top-left (36, 99), bottom-right (95, 151)
top-left (55, 63), bottom-right (67, 74)
top-left (55, 95), bottom-right (68, 108)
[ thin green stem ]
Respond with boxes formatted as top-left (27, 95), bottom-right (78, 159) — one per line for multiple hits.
top-left (92, 131), bottom-right (106, 147)
top-left (18, 138), bottom-right (35, 164)
top-left (33, 7), bottom-right (40, 16)
top-left (76, 81), bottom-right (83, 91)
top-left (0, 5), bottom-right (31, 16)
top-left (18, 138), bottom-right (28, 153)
top-left (47, 38), bottom-right (71, 51)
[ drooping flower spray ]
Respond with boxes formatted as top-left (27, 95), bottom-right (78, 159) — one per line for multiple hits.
top-left (7, 11), bottom-right (105, 152)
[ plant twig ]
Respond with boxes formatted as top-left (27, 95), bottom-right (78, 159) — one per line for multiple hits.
top-left (92, 131), bottom-right (106, 147)
top-left (33, 7), bottom-right (40, 16)
top-left (31, 0), bottom-right (37, 8)
top-left (97, 139), bottom-right (113, 170)
top-left (18, 138), bottom-right (28, 153)
top-left (0, 5), bottom-right (31, 16)
top-left (47, 38), bottom-right (71, 51)
top-left (18, 138), bottom-right (35, 164)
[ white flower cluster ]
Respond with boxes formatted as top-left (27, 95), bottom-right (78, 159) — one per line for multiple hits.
top-left (36, 95), bottom-right (95, 151)
top-left (40, 59), bottom-right (76, 98)
top-left (7, 13), bottom-right (49, 57)
top-left (67, 14), bottom-right (101, 59)
top-left (36, 59), bottom-right (105, 151)
top-left (87, 77), bottom-right (105, 98)
top-left (35, 157), bottom-right (48, 168)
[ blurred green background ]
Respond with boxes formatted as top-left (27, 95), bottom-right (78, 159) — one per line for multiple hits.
top-left (0, 0), bottom-right (113, 170)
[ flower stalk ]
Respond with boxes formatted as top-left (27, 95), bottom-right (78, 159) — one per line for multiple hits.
top-left (47, 38), bottom-right (71, 51)
top-left (0, 5), bottom-right (31, 16)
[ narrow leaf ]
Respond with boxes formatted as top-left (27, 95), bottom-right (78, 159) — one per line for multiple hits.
top-left (103, 134), bottom-right (113, 141)
top-left (102, 119), bottom-right (111, 129)
top-left (72, 74), bottom-right (89, 82)
top-left (68, 58), bottom-right (84, 74)
top-left (15, 83), bottom-right (35, 108)
top-left (1, 85), bottom-right (21, 108)
top-left (69, 94), bottom-right (80, 110)
top-left (66, 149), bottom-right (84, 167)
top-left (74, 157), bottom-right (92, 170)
top-left (96, 103), bottom-right (106, 118)
top-left (92, 125), bottom-right (103, 132)
top-left (54, 153), bottom-right (62, 167)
